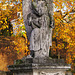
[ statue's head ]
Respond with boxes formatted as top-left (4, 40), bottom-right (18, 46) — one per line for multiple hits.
top-left (32, 0), bottom-right (47, 16)
top-left (32, 0), bottom-right (46, 14)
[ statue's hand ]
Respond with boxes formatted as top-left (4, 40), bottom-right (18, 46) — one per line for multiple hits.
top-left (27, 13), bottom-right (42, 29)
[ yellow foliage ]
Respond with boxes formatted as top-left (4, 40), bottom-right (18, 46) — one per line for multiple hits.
top-left (0, 36), bottom-right (27, 71)
top-left (52, 0), bottom-right (75, 70)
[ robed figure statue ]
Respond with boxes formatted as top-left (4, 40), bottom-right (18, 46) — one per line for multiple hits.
top-left (22, 0), bottom-right (54, 58)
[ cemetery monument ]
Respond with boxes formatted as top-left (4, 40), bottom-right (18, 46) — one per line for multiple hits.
top-left (8, 0), bottom-right (71, 75)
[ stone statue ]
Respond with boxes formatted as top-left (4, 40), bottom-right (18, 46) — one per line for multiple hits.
top-left (22, 0), bottom-right (54, 58)
top-left (8, 1), bottom-right (71, 74)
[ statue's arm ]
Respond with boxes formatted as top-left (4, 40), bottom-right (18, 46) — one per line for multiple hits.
top-left (27, 13), bottom-right (42, 29)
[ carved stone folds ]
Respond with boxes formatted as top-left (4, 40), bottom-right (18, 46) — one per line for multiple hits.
top-left (22, 0), bottom-right (54, 58)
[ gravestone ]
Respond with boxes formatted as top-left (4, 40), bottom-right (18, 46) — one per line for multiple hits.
top-left (8, 0), bottom-right (71, 75)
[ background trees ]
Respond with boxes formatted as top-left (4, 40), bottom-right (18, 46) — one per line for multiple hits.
top-left (0, 0), bottom-right (75, 72)
top-left (51, 0), bottom-right (75, 71)
top-left (0, 0), bottom-right (30, 71)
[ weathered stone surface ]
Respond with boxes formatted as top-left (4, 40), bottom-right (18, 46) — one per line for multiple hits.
top-left (7, 0), bottom-right (71, 75)
top-left (30, 28), bottom-right (52, 58)
top-left (8, 58), bottom-right (70, 69)
top-left (33, 69), bottom-right (66, 75)
top-left (13, 72), bottom-right (33, 75)
top-left (8, 58), bottom-right (71, 75)
top-left (22, 0), bottom-right (54, 58)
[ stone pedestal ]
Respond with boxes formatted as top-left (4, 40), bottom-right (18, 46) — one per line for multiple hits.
top-left (8, 58), bottom-right (71, 75)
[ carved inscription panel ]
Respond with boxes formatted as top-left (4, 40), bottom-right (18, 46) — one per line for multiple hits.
top-left (33, 69), bottom-right (65, 75)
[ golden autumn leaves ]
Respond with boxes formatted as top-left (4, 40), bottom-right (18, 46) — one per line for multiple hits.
top-left (0, 0), bottom-right (30, 56)
top-left (12, 36), bottom-right (30, 56)
top-left (0, 0), bottom-right (75, 72)
top-left (52, 0), bottom-right (75, 71)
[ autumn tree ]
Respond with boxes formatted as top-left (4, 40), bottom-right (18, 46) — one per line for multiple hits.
top-left (0, 0), bottom-right (30, 71)
top-left (51, 0), bottom-right (75, 71)
top-left (0, 1), bottom-right (17, 36)
top-left (0, 0), bottom-right (75, 72)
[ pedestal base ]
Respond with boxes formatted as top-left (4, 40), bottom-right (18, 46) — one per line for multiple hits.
top-left (8, 57), bottom-right (71, 75)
